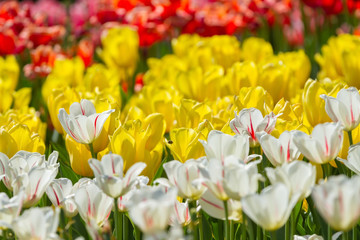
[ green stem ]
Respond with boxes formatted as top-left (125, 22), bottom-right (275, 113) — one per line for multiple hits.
top-left (256, 225), bottom-right (261, 240)
top-left (242, 211), bottom-right (247, 240)
top-left (247, 215), bottom-right (255, 240)
top-left (353, 226), bottom-right (357, 240)
top-left (199, 210), bottom-right (204, 240)
top-left (328, 225), bottom-right (332, 240)
top-left (290, 209), bottom-right (296, 238)
top-left (134, 226), bottom-right (141, 240)
top-left (348, 131), bottom-right (354, 146)
top-left (189, 201), bottom-right (199, 240)
top-left (123, 214), bottom-right (129, 240)
top-left (230, 220), bottom-right (234, 240)
top-left (271, 230), bottom-right (277, 240)
top-left (88, 143), bottom-right (97, 159)
top-left (285, 218), bottom-right (290, 240)
top-left (343, 230), bottom-right (349, 240)
top-left (224, 200), bottom-right (230, 240)
top-left (114, 199), bottom-right (122, 240)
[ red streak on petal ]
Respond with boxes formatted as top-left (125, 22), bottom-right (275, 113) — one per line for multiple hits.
top-left (94, 115), bottom-right (100, 138)
top-left (200, 197), bottom-right (223, 210)
top-left (287, 141), bottom-right (291, 162)
top-left (52, 187), bottom-right (60, 206)
top-left (248, 113), bottom-right (256, 141)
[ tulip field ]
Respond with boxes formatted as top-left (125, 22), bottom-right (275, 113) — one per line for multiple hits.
top-left (3, 0), bottom-right (360, 240)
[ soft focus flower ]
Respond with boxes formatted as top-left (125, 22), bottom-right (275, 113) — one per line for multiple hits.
top-left (320, 87), bottom-right (360, 131)
top-left (199, 130), bottom-right (250, 163)
top-left (256, 131), bottom-right (300, 166)
top-left (128, 187), bottom-right (178, 237)
top-left (0, 55), bottom-right (19, 92)
top-left (58, 99), bottom-right (114, 144)
top-left (12, 207), bottom-right (60, 240)
top-left (338, 144), bottom-right (360, 175)
top-left (89, 153), bottom-right (146, 198)
top-left (171, 200), bottom-right (191, 226)
top-left (74, 181), bottom-right (113, 226)
top-left (65, 135), bottom-right (92, 177)
top-left (294, 235), bottom-right (324, 240)
top-left (241, 183), bottom-right (300, 231)
top-left (266, 161), bottom-right (316, 200)
top-left (312, 175), bottom-right (360, 231)
top-left (241, 37), bottom-right (273, 63)
top-left (77, 39), bottom-right (94, 68)
top-left (292, 122), bottom-right (343, 164)
top-left (230, 108), bottom-right (278, 147)
top-left (161, 158), bottom-right (207, 200)
top-left (0, 191), bottom-right (23, 229)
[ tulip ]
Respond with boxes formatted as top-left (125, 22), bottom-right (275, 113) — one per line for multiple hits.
top-left (230, 108), bottom-right (278, 147)
top-left (223, 61), bottom-right (257, 96)
top-left (165, 128), bottom-right (205, 163)
top-left (234, 87), bottom-right (274, 116)
top-left (12, 207), bottom-right (60, 240)
top-left (199, 190), bottom-right (242, 221)
top-left (46, 178), bottom-right (91, 218)
top-left (241, 37), bottom-right (273, 63)
top-left (312, 175), bottom-right (360, 231)
top-left (128, 187), bottom-right (178, 236)
top-left (162, 158), bottom-right (207, 200)
top-left (294, 235), bottom-right (324, 240)
top-left (171, 200), bottom-right (191, 226)
top-left (241, 183), bottom-right (300, 231)
top-left (117, 176), bottom-right (149, 212)
top-left (174, 99), bottom-right (212, 129)
top-left (292, 122), bottom-right (343, 164)
top-left (320, 87), bottom-right (360, 131)
top-left (256, 131), bottom-right (301, 166)
top-left (65, 135), bottom-right (93, 176)
top-left (0, 191), bottom-right (23, 229)
top-left (0, 55), bottom-right (19, 92)
top-left (74, 182), bottom-right (113, 226)
top-left (89, 153), bottom-right (146, 198)
top-left (338, 144), bottom-right (360, 175)
top-left (58, 99), bottom-right (114, 146)
top-left (265, 161), bottom-right (316, 200)
top-left (199, 130), bottom-right (250, 163)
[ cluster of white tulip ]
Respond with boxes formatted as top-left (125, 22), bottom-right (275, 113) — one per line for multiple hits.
top-left (1, 88), bottom-right (360, 240)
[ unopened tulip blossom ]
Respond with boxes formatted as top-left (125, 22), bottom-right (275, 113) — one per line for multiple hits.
top-left (320, 87), bottom-right (360, 131)
top-left (256, 131), bottom-right (301, 166)
top-left (230, 108), bottom-right (278, 146)
top-left (312, 175), bottom-right (360, 231)
top-left (292, 122), bottom-right (343, 164)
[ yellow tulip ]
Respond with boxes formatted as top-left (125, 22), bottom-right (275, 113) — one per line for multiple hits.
top-left (222, 61), bottom-right (257, 96)
top-left (65, 134), bottom-right (93, 177)
top-left (341, 48), bottom-right (360, 88)
top-left (174, 99), bottom-right (212, 129)
top-left (208, 96), bottom-right (236, 131)
top-left (42, 57), bottom-right (84, 100)
top-left (98, 26), bottom-right (139, 81)
top-left (166, 128), bottom-right (205, 163)
top-left (234, 86), bottom-right (274, 116)
top-left (110, 114), bottom-right (166, 180)
top-left (0, 55), bottom-right (19, 91)
top-left (0, 83), bottom-right (13, 113)
top-left (82, 64), bottom-right (120, 91)
top-left (302, 79), bottom-right (345, 127)
top-left (13, 88), bottom-right (32, 110)
top-left (241, 37), bottom-right (273, 63)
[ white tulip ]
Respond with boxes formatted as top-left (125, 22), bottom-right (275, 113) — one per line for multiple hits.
top-left (256, 131), bottom-right (301, 166)
top-left (265, 161), bottom-right (316, 200)
top-left (162, 158), bottom-right (207, 200)
top-left (241, 183), bottom-right (300, 231)
top-left (338, 144), bottom-right (360, 175)
top-left (312, 175), bottom-right (360, 231)
top-left (58, 99), bottom-right (114, 144)
top-left (74, 182), bottom-right (113, 227)
top-left (12, 207), bottom-right (60, 240)
top-left (117, 176), bottom-right (149, 212)
top-left (128, 186), bottom-right (177, 236)
top-left (89, 153), bottom-right (146, 198)
top-left (199, 130), bottom-right (251, 162)
top-left (320, 87), bottom-right (360, 131)
top-left (292, 122), bottom-right (343, 164)
top-left (230, 108), bottom-right (278, 146)
top-left (0, 191), bottom-right (23, 229)
top-left (294, 234), bottom-right (324, 240)
top-left (170, 200), bottom-right (191, 226)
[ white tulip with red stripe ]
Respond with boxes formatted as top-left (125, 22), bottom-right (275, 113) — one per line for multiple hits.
top-left (199, 130), bottom-right (250, 163)
top-left (338, 144), bottom-right (360, 175)
top-left (241, 183), bottom-right (300, 231)
top-left (12, 207), bottom-right (60, 240)
top-left (58, 99), bottom-right (114, 144)
top-left (230, 108), bottom-right (278, 147)
top-left (170, 200), bottom-right (191, 226)
top-left (265, 161), bottom-right (316, 200)
top-left (312, 175), bottom-right (360, 231)
top-left (162, 158), bottom-right (206, 200)
top-left (256, 131), bottom-right (301, 166)
top-left (320, 87), bottom-right (360, 131)
top-left (292, 122), bottom-right (343, 164)
top-left (0, 191), bottom-right (23, 229)
top-left (89, 153), bottom-right (146, 198)
top-left (74, 182), bottom-right (113, 226)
